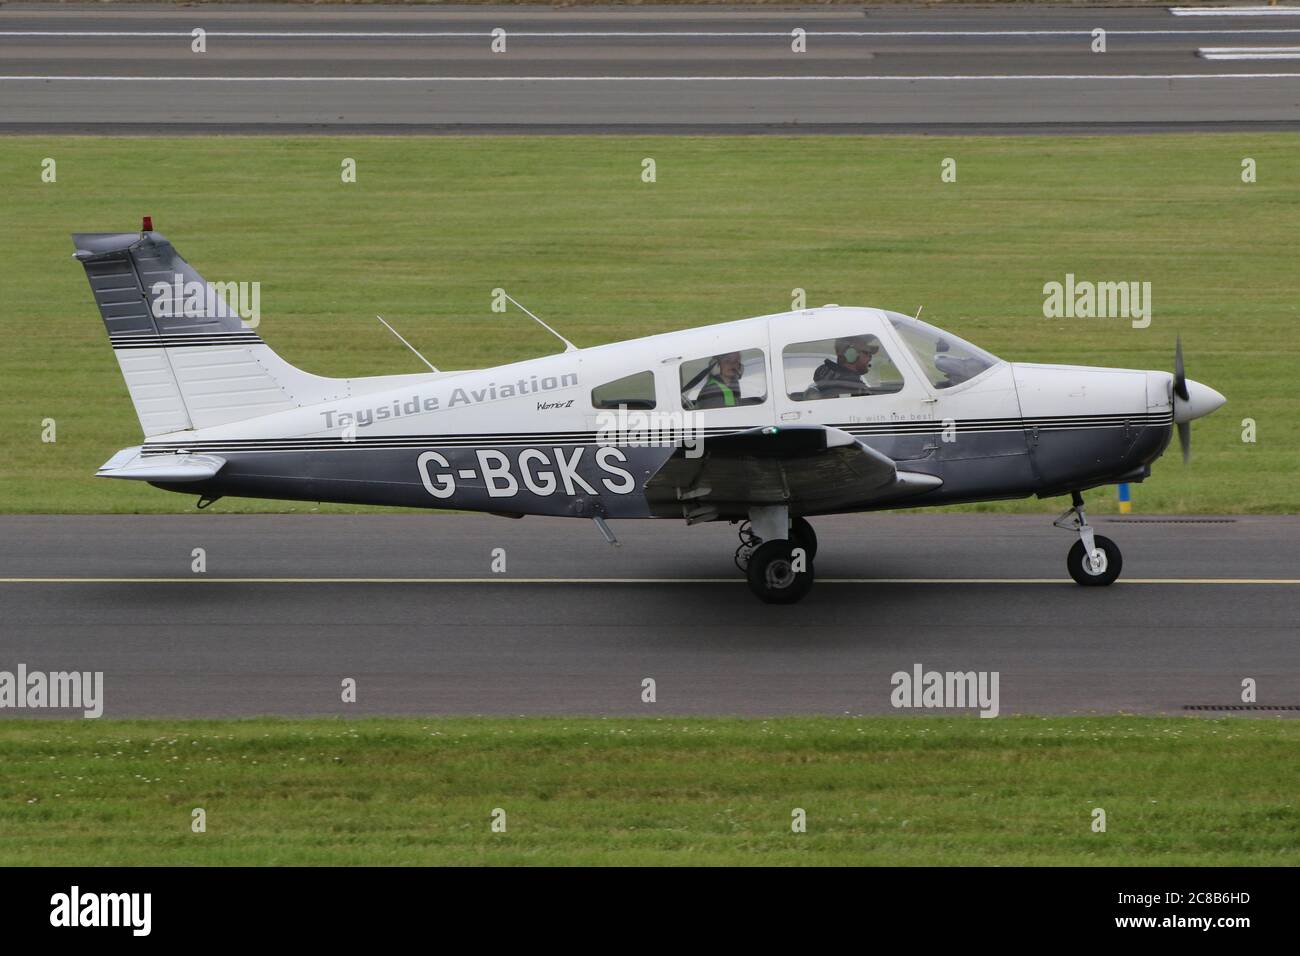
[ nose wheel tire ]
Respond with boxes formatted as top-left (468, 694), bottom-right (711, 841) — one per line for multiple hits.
top-left (1067, 535), bottom-right (1122, 587)
top-left (746, 539), bottom-right (815, 604)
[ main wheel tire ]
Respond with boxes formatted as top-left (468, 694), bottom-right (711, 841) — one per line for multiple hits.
top-left (746, 539), bottom-right (815, 604)
top-left (1067, 535), bottom-right (1122, 587)
top-left (790, 516), bottom-right (818, 563)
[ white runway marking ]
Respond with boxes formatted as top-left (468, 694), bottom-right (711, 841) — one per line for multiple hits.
top-left (1199, 46), bottom-right (1300, 58)
top-left (5, 29), bottom-right (1300, 38)
top-left (4, 73), bottom-right (1300, 82)
top-left (1171, 5), bottom-right (1300, 15)
top-left (1, 577), bottom-right (1296, 585)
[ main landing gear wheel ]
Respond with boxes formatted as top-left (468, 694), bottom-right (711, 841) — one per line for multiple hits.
top-left (746, 539), bottom-right (815, 604)
top-left (790, 516), bottom-right (818, 563)
top-left (1067, 535), bottom-right (1122, 587)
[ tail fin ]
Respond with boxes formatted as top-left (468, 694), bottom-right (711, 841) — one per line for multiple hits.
top-left (73, 222), bottom-right (349, 437)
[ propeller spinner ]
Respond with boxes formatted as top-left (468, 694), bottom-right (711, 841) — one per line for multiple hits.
top-left (1171, 335), bottom-right (1227, 463)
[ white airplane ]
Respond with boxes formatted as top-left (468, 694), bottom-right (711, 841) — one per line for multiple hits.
top-left (75, 222), bottom-right (1226, 603)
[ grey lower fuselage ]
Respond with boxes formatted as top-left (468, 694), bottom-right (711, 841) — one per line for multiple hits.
top-left (145, 406), bottom-right (1172, 519)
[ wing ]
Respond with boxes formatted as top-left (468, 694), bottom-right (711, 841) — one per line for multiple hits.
top-left (644, 425), bottom-right (941, 520)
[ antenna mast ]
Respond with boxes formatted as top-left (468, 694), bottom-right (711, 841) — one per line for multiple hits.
top-left (375, 315), bottom-right (439, 372)
top-left (502, 292), bottom-right (577, 353)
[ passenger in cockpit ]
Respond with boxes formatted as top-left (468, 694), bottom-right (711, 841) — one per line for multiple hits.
top-left (694, 351), bottom-right (745, 408)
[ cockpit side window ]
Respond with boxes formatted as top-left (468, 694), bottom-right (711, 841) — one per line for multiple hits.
top-left (783, 333), bottom-right (905, 402)
top-left (680, 348), bottom-right (767, 409)
top-left (886, 312), bottom-right (1000, 389)
top-left (592, 370), bottom-right (656, 410)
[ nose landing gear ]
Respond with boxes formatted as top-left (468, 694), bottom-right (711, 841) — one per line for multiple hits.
top-left (1055, 491), bottom-right (1123, 586)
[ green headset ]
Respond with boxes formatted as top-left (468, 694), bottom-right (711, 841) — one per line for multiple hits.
top-left (842, 342), bottom-right (875, 364)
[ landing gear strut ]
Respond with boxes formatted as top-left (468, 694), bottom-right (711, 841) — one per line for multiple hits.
top-left (736, 506), bottom-right (816, 603)
top-left (1055, 491), bottom-right (1123, 586)
top-left (735, 515), bottom-right (817, 571)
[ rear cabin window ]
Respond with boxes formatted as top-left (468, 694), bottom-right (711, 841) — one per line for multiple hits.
top-left (591, 370), bottom-right (657, 410)
top-left (679, 348), bottom-right (768, 409)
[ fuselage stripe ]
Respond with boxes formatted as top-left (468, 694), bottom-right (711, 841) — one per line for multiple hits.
top-left (138, 413), bottom-right (1174, 455)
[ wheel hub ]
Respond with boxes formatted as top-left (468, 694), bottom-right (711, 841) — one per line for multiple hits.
top-left (765, 560), bottom-right (795, 589)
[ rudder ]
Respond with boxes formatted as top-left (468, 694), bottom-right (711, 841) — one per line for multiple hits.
top-left (73, 220), bottom-right (351, 437)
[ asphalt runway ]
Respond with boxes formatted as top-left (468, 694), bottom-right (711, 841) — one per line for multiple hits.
top-left (1, 4), bottom-right (1299, 130)
top-left (0, 513), bottom-right (1296, 718)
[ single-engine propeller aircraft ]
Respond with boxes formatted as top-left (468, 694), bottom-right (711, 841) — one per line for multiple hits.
top-left (74, 222), bottom-right (1226, 603)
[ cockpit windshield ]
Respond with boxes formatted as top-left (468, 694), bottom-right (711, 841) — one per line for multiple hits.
top-left (885, 311), bottom-right (1002, 388)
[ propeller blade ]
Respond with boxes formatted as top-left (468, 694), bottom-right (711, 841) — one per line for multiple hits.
top-left (1173, 335), bottom-right (1189, 402)
top-left (1178, 420), bottom-right (1191, 465)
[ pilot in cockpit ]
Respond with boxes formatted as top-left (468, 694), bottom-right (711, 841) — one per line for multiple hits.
top-left (807, 335), bottom-right (880, 399)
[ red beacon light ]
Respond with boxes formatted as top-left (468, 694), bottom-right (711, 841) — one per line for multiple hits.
top-left (141, 215), bottom-right (153, 233)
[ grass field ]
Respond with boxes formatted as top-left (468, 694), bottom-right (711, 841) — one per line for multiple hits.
top-left (0, 716), bottom-right (1295, 866)
top-left (1, 135), bottom-right (1295, 514)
